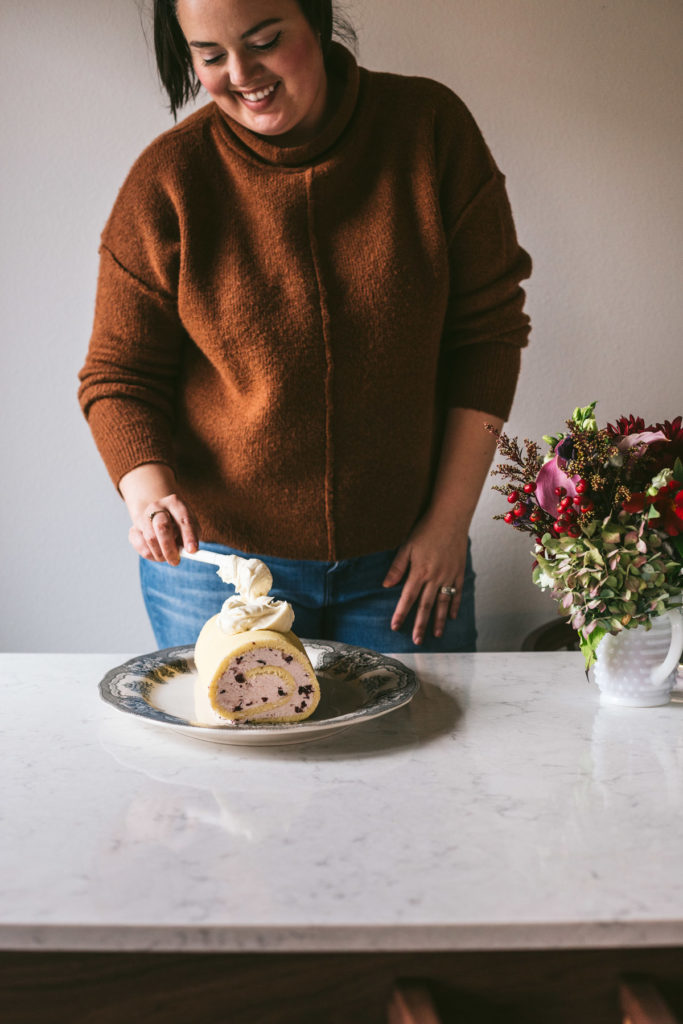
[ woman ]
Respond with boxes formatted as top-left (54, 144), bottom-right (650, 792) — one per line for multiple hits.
top-left (78, 0), bottom-right (532, 652)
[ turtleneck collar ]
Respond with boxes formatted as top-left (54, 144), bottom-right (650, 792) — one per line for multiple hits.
top-left (213, 43), bottom-right (360, 168)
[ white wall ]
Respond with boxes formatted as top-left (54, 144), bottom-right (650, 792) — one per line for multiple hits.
top-left (1, 0), bottom-right (681, 653)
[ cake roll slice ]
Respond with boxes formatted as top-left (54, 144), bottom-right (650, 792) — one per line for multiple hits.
top-left (194, 616), bottom-right (320, 725)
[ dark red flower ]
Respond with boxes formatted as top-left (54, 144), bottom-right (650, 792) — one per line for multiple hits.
top-left (649, 415), bottom-right (683, 467)
top-left (665, 486), bottom-right (683, 536)
top-left (622, 492), bottom-right (646, 514)
top-left (655, 416), bottom-right (683, 442)
top-left (626, 482), bottom-right (683, 536)
top-left (607, 414), bottom-right (655, 437)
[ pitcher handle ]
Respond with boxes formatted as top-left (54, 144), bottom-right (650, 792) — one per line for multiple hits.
top-left (651, 609), bottom-right (683, 687)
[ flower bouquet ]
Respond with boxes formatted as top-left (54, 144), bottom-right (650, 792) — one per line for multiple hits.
top-left (490, 403), bottom-right (683, 667)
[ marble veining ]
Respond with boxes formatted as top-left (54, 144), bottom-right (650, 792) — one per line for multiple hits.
top-left (1, 652), bottom-right (683, 952)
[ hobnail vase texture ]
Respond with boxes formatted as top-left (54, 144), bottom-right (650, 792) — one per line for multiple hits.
top-left (592, 608), bottom-right (683, 707)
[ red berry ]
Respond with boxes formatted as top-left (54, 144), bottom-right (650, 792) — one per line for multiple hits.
top-left (529, 512), bottom-right (540, 523)
top-left (513, 505), bottom-right (525, 517)
top-left (554, 486), bottom-right (567, 497)
top-left (559, 496), bottom-right (572, 510)
top-left (576, 479), bottom-right (588, 494)
top-left (523, 482), bottom-right (536, 494)
top-left (573, 496), bottom-right (581, 505)
top-left (580, 501), bottom-right (594, 514)
top-left (507, 491), bottom-right (519, 503)
top-left (504, 512), bottom-right (515, 524)
top-left (553, 522), bottom-right (564, 534)
top-left (567, 525), bottom-right (581, 538)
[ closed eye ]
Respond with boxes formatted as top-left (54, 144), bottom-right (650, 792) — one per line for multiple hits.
top-left (250, 32), bottom-right (281, 52)
top-left (200, 32), bottom-right (281, 66)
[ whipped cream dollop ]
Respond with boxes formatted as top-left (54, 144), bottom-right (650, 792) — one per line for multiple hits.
top-left (218, 595), bottom-right (294, 635)
top-left (213, 554), bottom-right (294, 636)
top-left (215, 555), bottom-right (273, 600)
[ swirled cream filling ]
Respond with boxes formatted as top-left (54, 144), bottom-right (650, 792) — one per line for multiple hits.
top-left (211, 647), bottom-right (316, 721)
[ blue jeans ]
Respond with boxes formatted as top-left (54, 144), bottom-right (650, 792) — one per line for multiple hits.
top-left (139, 543), bottom-right (477, 653)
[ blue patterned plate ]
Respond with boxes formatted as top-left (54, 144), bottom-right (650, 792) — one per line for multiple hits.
top-left (98, 639), bottom-right (419, 745)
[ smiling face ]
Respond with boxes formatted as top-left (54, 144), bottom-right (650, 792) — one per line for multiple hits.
top-left (175, 0), bottom-right (328, 145)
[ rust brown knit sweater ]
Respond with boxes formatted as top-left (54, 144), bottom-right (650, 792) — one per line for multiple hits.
top-left (78, 45), bottom-right (531, 561)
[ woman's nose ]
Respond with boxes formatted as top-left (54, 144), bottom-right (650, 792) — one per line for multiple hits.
top-left (226, 50), bottom-right (262, 88)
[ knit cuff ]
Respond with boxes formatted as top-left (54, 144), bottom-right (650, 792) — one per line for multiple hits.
top-left (84, 397), bottom-right (177, 494)
top-left (446, 342), bottom-right (522, 421)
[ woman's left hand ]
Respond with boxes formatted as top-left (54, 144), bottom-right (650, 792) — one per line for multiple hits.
top-left (382, 514), bottom-right (469, 645)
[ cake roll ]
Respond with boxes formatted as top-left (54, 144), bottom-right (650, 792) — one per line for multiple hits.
top-left (194, 616), bottom-right (320, 725)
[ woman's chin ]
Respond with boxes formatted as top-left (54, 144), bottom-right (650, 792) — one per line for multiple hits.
top-left (216, 98), bottom-right (320, 146)
top-left (226, 106), bottom-right (291, 138)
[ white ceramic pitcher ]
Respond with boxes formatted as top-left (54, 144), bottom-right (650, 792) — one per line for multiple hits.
top-left (591, 608), bottom-right (683, 707)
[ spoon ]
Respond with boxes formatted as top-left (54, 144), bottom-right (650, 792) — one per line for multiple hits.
top-left (178, 547), bottom-right (225, 568)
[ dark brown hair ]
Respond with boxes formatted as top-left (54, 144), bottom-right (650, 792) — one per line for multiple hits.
top-left (153, 0), bottom-right (357, 120)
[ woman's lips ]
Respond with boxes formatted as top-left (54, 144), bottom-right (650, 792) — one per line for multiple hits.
top-left (235, 81), bottom-right (280, 110)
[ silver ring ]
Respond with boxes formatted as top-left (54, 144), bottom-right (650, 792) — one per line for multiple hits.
top-left (148, 509), bottom-right (169, 523)
top-left (440, 585), bottom-right (458, 596)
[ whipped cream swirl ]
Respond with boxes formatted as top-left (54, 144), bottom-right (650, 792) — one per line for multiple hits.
top-left (215, 555), bottom-right (273, 600)
top-left (214, 554), bottom-right (294, 636)
top-left (219, 595), bottom-right (294, 635)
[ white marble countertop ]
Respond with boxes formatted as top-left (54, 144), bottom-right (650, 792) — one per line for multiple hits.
top-left (2, 651), bottom-right (683, 953)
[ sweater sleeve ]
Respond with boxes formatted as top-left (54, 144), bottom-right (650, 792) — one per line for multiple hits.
top-left (77, 150), bottom-right (187, 491)
top-left (435, 92), bottom-right (532, 420)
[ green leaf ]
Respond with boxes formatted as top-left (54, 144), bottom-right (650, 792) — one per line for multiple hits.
top-left (534, 552), bottom-right (555, 573)
top-left (673, 457), bottom-right (683, 484)
top-left (579, 625), bottom-right (606, 668)
top-left (585, 542), bottom-right (604, 567)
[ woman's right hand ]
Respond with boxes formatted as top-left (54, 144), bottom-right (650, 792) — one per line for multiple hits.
top-left (119, 464), bottom-right (200, 566)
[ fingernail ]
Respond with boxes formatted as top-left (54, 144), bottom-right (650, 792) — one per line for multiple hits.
top-left (187, 541), bottom-right (197, 552)
top-left (435, 629), bottom-right (443, 638)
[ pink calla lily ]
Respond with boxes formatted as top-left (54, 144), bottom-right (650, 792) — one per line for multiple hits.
top-left (535, 439), bottom-right (582, 516)
top-left (535, 456), bottom-right (581, 516)
top-left (616, 430), bottom-right (667, 450)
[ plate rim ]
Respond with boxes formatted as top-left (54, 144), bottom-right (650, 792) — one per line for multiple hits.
top-left (98, 639), bottom-right (419, 736)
